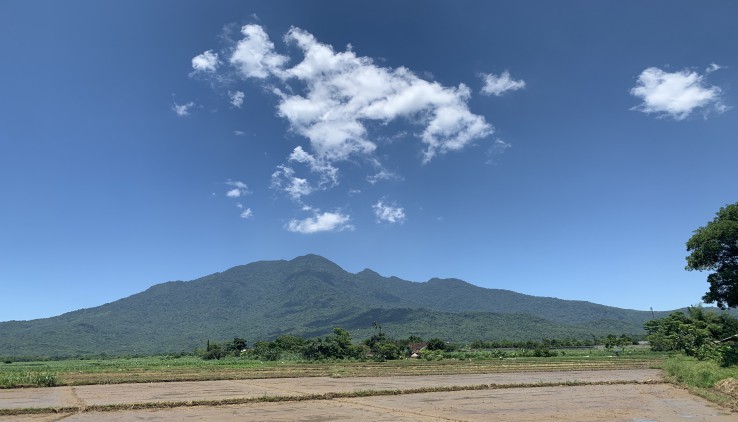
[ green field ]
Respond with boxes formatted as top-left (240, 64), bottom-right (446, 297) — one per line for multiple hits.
top-left (1, 347), bottom-right (666, 388)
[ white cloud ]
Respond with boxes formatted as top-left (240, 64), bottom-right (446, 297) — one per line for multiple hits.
top-left (270, 147), bottom-right (342, 202)
top-left (286, 211), bottom-right (353, 233)
top-left (192, 50), bottom-right (219, 73)
top-left (195, 24), bottom-right (502, 216)
top-left (172, 101), bottom-right (195, 117)
top-left (480, 71), bottom-right (526, 96)
top-left (373, 201), bottom-right (406, 224)
top-left (288, 146), bottom-right (339, 188)
top-left (271, 165), bottom-right (313, 201)
top-left (234, 130), bottom-right (246, 136)
top-left (227, 25), bottom-right (492, 162)
top-left (367, 169), bottom-right (401, 185)
top-left (225, 180), bottom-right (250, 198)
top-left (284, 177), bottom-right (311, 199)
top-left (706, 63), bottom-right (723, 74)
top-left (229, 24), bottom-right (288, 79)
top-left (486, 139), bottom-right (512, 164)
top-left (229, 90), bottom-right (245, 108)
top-left (240, 208), bottom-right (253, 219)
top-left (630, 67), bottom-right (726, 120)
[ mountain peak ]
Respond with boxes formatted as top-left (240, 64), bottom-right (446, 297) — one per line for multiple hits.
top-left (288, 254), bottom-right (346, 273)
top-left (356, 268), bottom-right (381, 278)
top-left (0, 255), bottom-right (676, 357)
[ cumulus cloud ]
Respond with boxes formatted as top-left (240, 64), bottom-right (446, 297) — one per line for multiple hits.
top-left (630, 66), bottom-right (726, 120)
top-left (229, 24), bottom-right (288, 79)
top-left (480, 71), bottom-right (526, 96)
top-left (192, 50), bottom-right (220, 73)
top-left (225, 180), bottom-right (250, 198)
top-left (229, 90), bottom-right (245, 108)
top-left (194, 24), bottom-right (503, 225)
top-left (240, 208), bottom-right (253, 219)
top-left (373, 201), bottom-right (406, 224)
top-left (271, 165), bottom-right (313, 201)
top-left (270, 147), bottom-right (341, 202)
top-left (172, 101), bottom-right (195, 117)
top-left (226, 25), bottom-right (492, 163)
top-left (288, 146), bottom-right (339, 187)
top-left (286, 211), bottom-right (353, 233)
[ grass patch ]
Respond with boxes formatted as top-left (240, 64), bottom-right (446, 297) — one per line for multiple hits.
top-left (661, 355), bottom-right (738, 410)
top-left (0, 371), bottom-right (57, 388)
top-left (0, 354), bottom-right (666, 388)
top-left (662, 355), bottom-right (738, 388)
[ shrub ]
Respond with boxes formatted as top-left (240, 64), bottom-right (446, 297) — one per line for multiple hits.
top-left (533, 347), bottom-right (557, 357)
top-left (422, 350), bottom-right (444, 361)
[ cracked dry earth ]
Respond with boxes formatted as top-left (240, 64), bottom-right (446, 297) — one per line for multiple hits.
top-left (1, 369), bottom-right (734, 421)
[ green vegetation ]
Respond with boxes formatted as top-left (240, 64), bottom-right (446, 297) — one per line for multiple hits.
top-left (0, 327), bottom-right (665, 389)
top-left (1, 254), bottom-right (698, 358)
top-left (0, 350), bottom-right (664, 389)
top-left (663, 355), bottom-right (738, 389)
top-left (0, 370), bottom-right (57, 388)
top-left (686, 201), bottom-right (738, 309)
top-left (644, 306), bottom-right (738, 366)
top-left (661, 356), bottom-right (738, 409)
top-left (644, 306), bottom-right (738, 408)
top-left (192, 328), bottom-right (658, 366)
top-left (199, 338), bottom-right (247, 360)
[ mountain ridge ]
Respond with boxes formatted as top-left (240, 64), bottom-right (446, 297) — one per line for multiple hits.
top-left (0, 254), bottom-right (718, 357)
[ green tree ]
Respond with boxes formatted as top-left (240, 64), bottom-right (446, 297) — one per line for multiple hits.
top-left (364, 324), bottom-right (401, 361)
top-left (202, 341), bottom-right (226, 360)
top-left (303, 328), bottom-right (364, 360)
top-left (252, 341), bottom-right (281, 361)
top-left (644, 307), bottom-right (738, 363)
top-left (426, 338), bottom-right (446, 351)
top-left (274, 335), bottom-right (305, 352)
top-left (686, 202), bottom-right (738, 308)
top-left (223, 337), bottom-right (246, 355)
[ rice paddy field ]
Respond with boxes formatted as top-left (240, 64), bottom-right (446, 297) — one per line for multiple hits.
top-left (1, 348), bottom-right (666, 388)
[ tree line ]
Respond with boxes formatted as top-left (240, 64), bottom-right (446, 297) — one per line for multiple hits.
top-left (197, 324), bottom-right (454, 362)
top-left (196, 324), bottom-right (646, 362)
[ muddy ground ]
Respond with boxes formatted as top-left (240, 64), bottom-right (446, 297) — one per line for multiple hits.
top-left (1, 369), bottom-right (734, 421)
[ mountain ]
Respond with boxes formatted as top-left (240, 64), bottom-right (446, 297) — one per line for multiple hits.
top-left (0, 254), bottom-right (693, 357)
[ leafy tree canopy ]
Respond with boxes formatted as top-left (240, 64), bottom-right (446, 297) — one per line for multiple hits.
top-left (426, 338), bottom-right (446, 351)
top-left (686, 202), bottom-right (738, 309)
top-left (644, 307), bottom-right (738, 365)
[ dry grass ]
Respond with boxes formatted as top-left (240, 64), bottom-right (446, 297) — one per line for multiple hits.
top-left (715, 378), bottom-right (738, 398)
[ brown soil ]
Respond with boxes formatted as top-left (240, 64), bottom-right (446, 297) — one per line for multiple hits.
top-left (1, 369), bottom-right (735, 421)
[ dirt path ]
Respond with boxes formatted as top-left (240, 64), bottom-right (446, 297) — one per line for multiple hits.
top-left (1, 369), bottom-right (734, 421)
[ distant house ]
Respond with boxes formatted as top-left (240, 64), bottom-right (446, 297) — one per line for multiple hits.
top-left (407, 342), bottom-right (428, 358)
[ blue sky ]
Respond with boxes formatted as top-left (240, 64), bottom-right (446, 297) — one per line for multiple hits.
top-left (1, 1), bottom-right (737, 322)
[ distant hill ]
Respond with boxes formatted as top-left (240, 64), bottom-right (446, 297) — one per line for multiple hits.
top-left (0, 254), bottom-right (707, 357)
